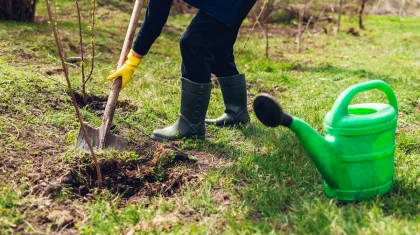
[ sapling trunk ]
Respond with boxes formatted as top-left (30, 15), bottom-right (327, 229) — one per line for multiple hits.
top-left (75, 0), bottom-right (87, 105)
top-left (359, 0), bottom-right (368, 30)
top-left (75, 0), bottom-right (97, 104)
top-left (337, 0), bottom-right (343, 32)
top-left (84, 0), bottom-right (96, 85)
top-left (45, 0), bottom-right (102, 189)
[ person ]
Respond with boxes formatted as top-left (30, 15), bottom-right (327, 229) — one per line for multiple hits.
top-left (107, 0), bottom-right (257, 142)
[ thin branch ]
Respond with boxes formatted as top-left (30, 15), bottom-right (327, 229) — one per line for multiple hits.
top-left (235, 0), bottom-right (267, 59)
top-left (89, 64), bottom-right (112, 75)
top-left (75, 0), bottom-right (87, 104)
top-left (302, 15), bottom-right (313, 41)
top-left (264, 1), bottom-right (270, 59)
top-left (75, 0), bottom-right (85, 80)
top-left (84, 0), bottom-right (97, 85)
top-left (45, 0), bottom-right (103, 190)
top-left (252, 7), bottom-right (268, 41)
top-left (312, 6), bottom-right (326, 32)
top-left (66, 52), bottom-right (102, 62)
top-left (337, 0), bottom-right (344, 32)
top-left (297, 0), bottom-right (314, 53)
top-left (297, 5), bottom-right (304, 53)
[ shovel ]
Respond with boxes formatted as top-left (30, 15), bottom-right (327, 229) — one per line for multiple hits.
top-left (76, 0), bottom-right (144, 151)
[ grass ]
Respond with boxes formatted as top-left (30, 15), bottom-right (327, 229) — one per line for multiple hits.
top-left (0, 0), bottom-right (419, 234)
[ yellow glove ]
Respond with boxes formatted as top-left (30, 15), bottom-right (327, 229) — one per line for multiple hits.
top-left (107, 49), bottom-right (142, 90)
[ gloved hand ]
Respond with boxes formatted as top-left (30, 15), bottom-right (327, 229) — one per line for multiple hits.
top-left (107, 49), bottom-right (142, 90)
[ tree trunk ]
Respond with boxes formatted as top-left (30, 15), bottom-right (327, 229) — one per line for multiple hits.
top-left (359, 0), bottom-right (367, 30)
top-left (337, 0), bottom-right (344, 32)
top-left (0, 0), bottom-right (38, 22)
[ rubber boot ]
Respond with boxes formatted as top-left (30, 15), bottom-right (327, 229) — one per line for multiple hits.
top-left (205, 74), bottom-right (250, 127)
top-left (151, 78), bottom-right (212, 141)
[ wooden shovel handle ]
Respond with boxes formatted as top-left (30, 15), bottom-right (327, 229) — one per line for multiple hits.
top-left (99, 0), bottom-right (144, 149)
top-left (117, 2), bottom-right (144, 69)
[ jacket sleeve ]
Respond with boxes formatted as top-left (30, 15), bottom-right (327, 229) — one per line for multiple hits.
top-left (132, 0), bottom-right (173, 56)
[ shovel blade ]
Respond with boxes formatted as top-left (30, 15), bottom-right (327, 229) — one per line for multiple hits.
top-left (104, 131), bottom-right (129, 151)
top-left (76, 124), bottom-right (128, 152)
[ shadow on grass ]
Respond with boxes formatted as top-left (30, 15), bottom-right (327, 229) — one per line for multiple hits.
top-left (222, 122), bottom-right (419, 228)
top-left (335, 180), bottom-right (420, 219)
top-left (286, 62), bottom-right (399, 83)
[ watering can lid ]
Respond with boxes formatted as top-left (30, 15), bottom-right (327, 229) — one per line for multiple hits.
top-left (324, 103), bottom-right (398, 135)
top-left (323, 80), bottom-right (398, 136)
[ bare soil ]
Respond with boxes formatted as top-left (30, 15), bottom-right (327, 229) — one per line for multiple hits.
top-left (246, 81), bottom-right (288, 112)
top-left (69, 141), bottom-right (223, 202)
top-left (0, 91), bottom-right (226, 233)
top-left (73, 91), bottom-right (138, 118)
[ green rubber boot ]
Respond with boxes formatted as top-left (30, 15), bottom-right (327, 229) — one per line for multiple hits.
top-left (151, 78), bottom-right (212, 141)
top-left (205, 74), bottom-right (250, 127)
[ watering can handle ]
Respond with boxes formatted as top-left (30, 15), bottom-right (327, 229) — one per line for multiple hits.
top-left (330, 80), bottom-right (398, 124)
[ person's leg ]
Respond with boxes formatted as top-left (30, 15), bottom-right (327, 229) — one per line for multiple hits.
top-left (151, 10), bottom-right (233, 141)
top-left (210, 0), bottom-right (257, 76)
top-left (210, 47), bottom-right (239, 78)
top-left (179, 11), bottom-right (232, 83)
top-left (206, 0), bottom-right (257, 127)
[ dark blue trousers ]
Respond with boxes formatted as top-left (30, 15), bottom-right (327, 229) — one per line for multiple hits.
top-left (180, 0), bottom-right (256, 83)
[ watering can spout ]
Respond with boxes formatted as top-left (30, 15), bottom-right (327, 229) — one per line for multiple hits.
top-left (288, 118), bottom-right (337, 187)
top-left (254, 80), bottom-right (398, 201)
top-left (253, 94), bottom-right (338, 188)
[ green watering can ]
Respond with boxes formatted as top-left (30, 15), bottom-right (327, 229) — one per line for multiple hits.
top-left (253, 80), bottom-right (398, 201)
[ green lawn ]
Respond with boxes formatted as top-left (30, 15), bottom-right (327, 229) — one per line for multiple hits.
top-left (0, 1), bottom-right (419, 234)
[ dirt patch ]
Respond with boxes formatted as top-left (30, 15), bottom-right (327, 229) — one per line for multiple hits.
top-left (211, 75), bottom-right (219, 89)
top-left (246, 81), bottom-right (287, 112)
top-left (45, 68), bottom-right (64, 76)
top-left (19, 51), bottom-right (34, 59)
top-left (0, 103), bottom-right (8, 114)
top-left (1, 80), bottom-right (226, 234)
top-left (72, 91), bottom-right (138, 117)
top-left (68, 141), bottom-right (226, 202)
top-left (2, 121), bottom-right (226, 233)
top-left (346, 27), bottom-right (360, 37)
top-left (409, 99), bottom-right (420, 111)
top-left (247, 81), bottom-right (285, 97)
top-left (73, 92), bottom-right (108, 107)
top-left (9, 197), bottom-right (82, 234)
top-left (212, 185), bottom-right (231, 211)
top-left (0, 123), bottom-right (67, 182)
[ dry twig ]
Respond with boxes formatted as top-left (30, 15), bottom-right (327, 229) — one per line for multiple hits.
top-left (235, 0), bottom-right (267, 59)
top-left (75, 0), bottom-right (87, 104)
top-left (45, 0), bottom-right (103, 189)
top-left (75, 0), bottom-right (97, 104)
top-left (297, 5), bottom-right (304, 53)
top-left (84, 0), bottom-right (97, 85)
top-left (337, 0), bottom-right (344, 32)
